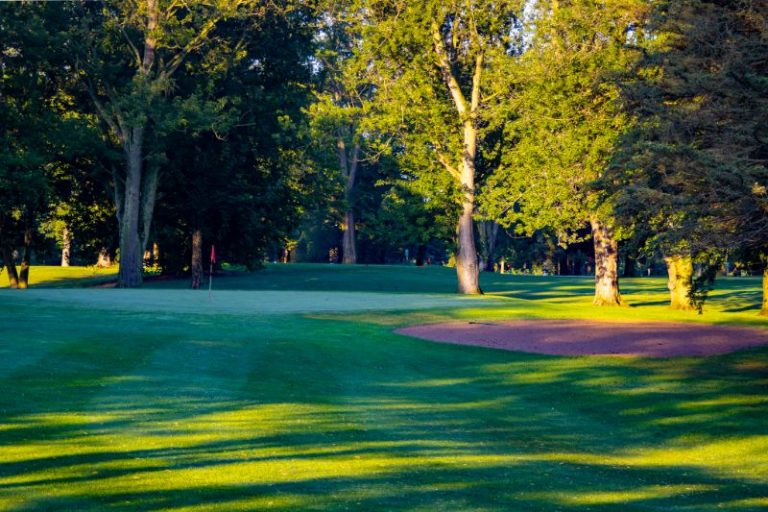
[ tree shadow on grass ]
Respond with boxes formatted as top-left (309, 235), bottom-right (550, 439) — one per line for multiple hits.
top-left (1, 310), bottom-right (767, 510)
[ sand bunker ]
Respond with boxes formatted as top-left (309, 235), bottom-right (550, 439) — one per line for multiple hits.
top-left (395, 320), bottom-right (768, 357)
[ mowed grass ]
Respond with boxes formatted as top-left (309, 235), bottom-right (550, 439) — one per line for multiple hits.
top-left (0, 265), bottom-right (118, 288)
top-left (0, 264), bottom-right (767, 511)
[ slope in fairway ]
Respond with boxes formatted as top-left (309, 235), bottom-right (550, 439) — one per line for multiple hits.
top-left (1, 264), bottom-right (767, 511)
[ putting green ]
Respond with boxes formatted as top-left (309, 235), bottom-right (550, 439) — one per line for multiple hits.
top-left (0, 288), bottom-right (502, 315)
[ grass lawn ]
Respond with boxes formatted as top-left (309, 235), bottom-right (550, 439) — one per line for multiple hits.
top-left (0, 264), bottom-right (767, 510)
top-left (0, 265), bottom-right (118, 289)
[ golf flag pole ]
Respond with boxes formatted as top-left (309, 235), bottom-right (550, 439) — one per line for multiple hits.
top-left (208, 244), bottom-right (215, 300)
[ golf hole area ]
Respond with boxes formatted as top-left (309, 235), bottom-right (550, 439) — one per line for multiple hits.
top-left (396, 320), bottom-right (768, 358)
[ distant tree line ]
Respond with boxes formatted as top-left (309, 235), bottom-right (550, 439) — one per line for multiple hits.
top-left (1, 1), bottom-right (766, 313)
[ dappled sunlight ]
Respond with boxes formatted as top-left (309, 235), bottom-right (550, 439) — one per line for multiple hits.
top-left (520, 484), bottom-right (718, 506)
top-left (2, 392), bottom-right (767, 510)
top-left (528, 437), bottom-right (768, 481)
top-left (0, 265), bottom-right (117, 289)
top-left (2, 386), bottom-right (764, 508)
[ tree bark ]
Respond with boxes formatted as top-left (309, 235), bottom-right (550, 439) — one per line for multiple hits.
top-left (338, 137), bottom-right (359, 264)
top-left (17, 227), bottom-right (32, 289)
top-left (2, 245), bottom-right (19, 289)
top-left (97, 247), bottom-right (112, 268)
top-left (61, 226), bottom-right (71, 267)
top-left (190, 229), bottom-right (203, 289)
top-left (760, 265), bottom-right (768, 317)
top-left (456, 196), bottom-right (481, 294)
top-left (479, 220), bottom-right (499, 272)
top-left (591, 218), bottom-right (624, 306)
top-left (665, 254), bottom-right (695, 310)
top-left (415, 244), bottom-right (427, 267)
top-left (117, 127), bottom-right (145, 288)
top-left (140, 165), bottom-right (159, 256)
top-left (341, 210), bottom-right (357, 264)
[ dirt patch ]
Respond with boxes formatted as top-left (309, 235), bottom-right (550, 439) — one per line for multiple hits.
top-left (395, 320), bottom-right (768, 358)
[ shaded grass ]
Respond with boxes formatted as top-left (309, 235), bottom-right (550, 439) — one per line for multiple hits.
top-left (0, 264), bottom-right (767, 510)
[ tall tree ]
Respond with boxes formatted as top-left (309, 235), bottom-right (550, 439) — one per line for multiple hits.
top-left (354, 0), bottom-right (522, 294)
top-left (607, 0), bottom-right (768, 312)
top-left (151, 2), bottom-right (317, 281)
top-left (0, 2), bottom-right (78, 287)
top-left (70, 0), bottom-right (255, 287)
top-left (308, 1), bottom-right (374, 264)
top-left (483, 0), bottom-right (650, 305)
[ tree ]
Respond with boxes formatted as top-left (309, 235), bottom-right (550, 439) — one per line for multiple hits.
top-left (354, 0), bottom-right (522, 294)
top-left (0, 3), bottom-right (79, 287)
top-left (482, 0), bottom-right (650, 305)
top-left (607, 0), bottom-right (768, 312)
top-left (308, 1), bottom-right (376, 264)
top-left (151, 2), bottom-right (317, 283)
top-left (70, 0), bottom-right (256, 287)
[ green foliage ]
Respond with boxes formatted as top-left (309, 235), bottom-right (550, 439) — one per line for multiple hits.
top-left (0, 2), bottom-right (96, 270)
top-left (483, 0), bottom-right (650, 240)
top-left (607, 0), bottom-right (768, 260)
top-left (353, 0), bottom-right (522, 205)
top-left (153, 2), bottom-right (318, 272)
top-left (688, 261), bottom-right (721, 314)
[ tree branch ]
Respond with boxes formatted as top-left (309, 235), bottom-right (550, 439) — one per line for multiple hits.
top-left (470, 53), bottom-right (483, 114)
top-left (435, 147), bottom-right (462, 183)
top-left (431, 20), bottom-right (469, 117)
top-left (85, 79), bottom-right (123, 142)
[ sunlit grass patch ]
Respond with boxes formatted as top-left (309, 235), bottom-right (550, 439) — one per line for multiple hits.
top-left (0, 265), bottom-right (117, 288)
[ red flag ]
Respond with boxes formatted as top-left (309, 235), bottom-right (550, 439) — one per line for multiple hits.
top-left (210, 245), bottom-right (216, 264)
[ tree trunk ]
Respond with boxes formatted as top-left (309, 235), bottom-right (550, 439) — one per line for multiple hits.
top-left (337, 135), bottom-right (360, 265)
top-left (431, 25), bottom-right (482, 294)
top-left (479, 220), bottom-right (499, 272)
top-left (97, 247), bottom-right (112, 268)
top-left (18, 227), bottom-right (32, 289)
top-left (456, 198), bottom-right (481, 294)
top-left (760, 265), bottom-right (768, 317)
top-left (117, 128), bottom-right (145, 288)
top-left (2, 245), bottom-right (19, 289)
top-left (454, 110), bottom-right (482, 293)
top-left (140, 165), bottom-right (159, 256)
top-left (665, 254), bottom-right (695, 310)
top-left (591, 218), bottom-right (624, 306)
top-left (415, 244), bottom-right (427, 266)
top-left (61, 226), bottom-right (71, 267)
top-left (341, 210), bottom-right (357, 264)
top-left (112, 1), bottom-right (158, 288)
top-left (190, 229), bottom-right (203, 289)
top-left (623, 252), bottom-right (636, 278)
